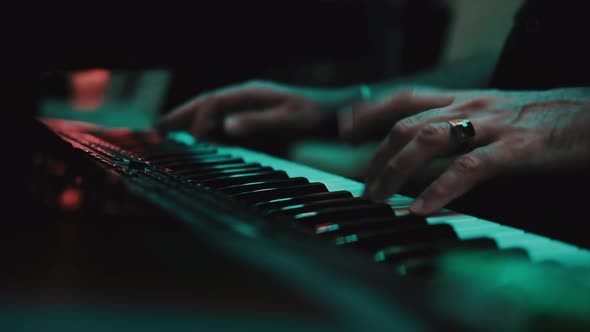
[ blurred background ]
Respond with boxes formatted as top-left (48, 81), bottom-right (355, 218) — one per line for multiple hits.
top-left (38, 0), bottom-right (522, 178)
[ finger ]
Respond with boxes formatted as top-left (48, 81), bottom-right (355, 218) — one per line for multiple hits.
top-left (341, 89), bottom-right (455, 143)
top-left (193, 88), bottom-right (290, 136)
top-left (364, 122), bottom-right (456, 200)
top-left (409, 144), bottom-right (499, 215)
top-left (222, 107), bottom-right (293, 137)
top-left (157, 95), bottom-right (205, 131)
top-left (363, 129), bottom-right (411, 184)
top-left (365, 118), bottom-right (496, 201)
top-left (158, 87), bottom-right (287, 134)
top-left (362, 100), bottom-right (492, 185)
top-left (364, 109), bottom-right (450, 184)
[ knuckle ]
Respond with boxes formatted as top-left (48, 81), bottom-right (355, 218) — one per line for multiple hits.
top-left (384, 159), bottom-right (404, 174)
top-left (428, 183), bottom-right (448, 198)
top-left (457, 98), bottom-right (493, 111)
top-left (390, 89), bottom-right (413, 103)
top-left (453, 154), bottom-right (483, 175)
top-left (416, 123), bottom-right (446, 145)
top-left (391, 118), bottom-right (416, 139)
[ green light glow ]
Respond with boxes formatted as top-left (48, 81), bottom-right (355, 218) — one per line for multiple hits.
top-left (335, 234), bottom-right (358, 245)
top-left (360, 84), bottom-right (372, 101)
top-left (167, 131), bottom-right (196, 145)
top-left (316, 224), bottom-right (339, 234)
top-left (462, 121), bottom-right (468, 127)
top-left (294, 212), bottom-right (318, 219)
top-left (266, 197), bottom-right (292, 204)
top-left (374, 251), bottom-right (386, 262)
top-left (281, 204), bottom-right (305, 211)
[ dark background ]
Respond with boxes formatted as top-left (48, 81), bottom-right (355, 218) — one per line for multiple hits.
top-left (40, 0), bottom-right (451, 112)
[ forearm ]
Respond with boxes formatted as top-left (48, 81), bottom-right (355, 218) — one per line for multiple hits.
top-left (543, 87), bottom-right (590, 101)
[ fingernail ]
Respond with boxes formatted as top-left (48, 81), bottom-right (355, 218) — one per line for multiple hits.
top-left (409, 198), bottom-right (424, 214)
top-left (224, 116), bottom-right (241, 135)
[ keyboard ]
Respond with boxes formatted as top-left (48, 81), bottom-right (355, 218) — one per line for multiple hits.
top-left (28, 119), bottom-right (590, 331)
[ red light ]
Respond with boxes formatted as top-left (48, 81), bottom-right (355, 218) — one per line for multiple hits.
top-left (69, 69), bottom-right (111, 111)
top-left (60, 187), bottom-right (82, 210)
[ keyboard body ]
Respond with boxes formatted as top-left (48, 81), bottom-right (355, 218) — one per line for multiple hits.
top-left (19, 118), bottom-right (590, 332)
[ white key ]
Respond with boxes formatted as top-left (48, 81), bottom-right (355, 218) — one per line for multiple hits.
top-left (209, 142), bottom-right (590, 269)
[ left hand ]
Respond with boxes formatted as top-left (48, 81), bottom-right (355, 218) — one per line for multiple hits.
top-left (360, 88), bottom-right (590, 215)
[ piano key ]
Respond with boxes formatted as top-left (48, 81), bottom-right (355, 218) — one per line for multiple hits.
top-left (146, 149), bottom-right (219, 162)
top-left (187, 166), bottom-right (274, 181)
top-left (188, 137), bottom-right (590, 269)
top-left (335, 224), bottom-right (458, 252)
top-left (232, 183), bottom-right (329, 204)
top-left (178, 162), bottom-right (263, 174)
top-left (154, 150), bottom-right (231, 162)
top-left (142, 147), bottom-right (218, 160)
top-left (292, 204), bottom-right (395, 226)
top-left (170, 161), bottom-right (249, 174)
top-left (313, 215), bottom-right (427, 236)
top-left (500, 247), bottom-right (530, 260)
top-left (255, 191), bottom-right (353, 211)
top-left (214, 146), bottom-right (366, 195)
top-left (199, 171), bottom-right (289, 189)
top-left (162, 155), bottom-right (242, 169)
top-left (266, 198), bottom-right (373, 216)
top-left (219, 177), bottom-right (310, 195)
top-left (374, 237), bottom-right (498, 265)
top-left (393, 257), bottom-right (436, 277)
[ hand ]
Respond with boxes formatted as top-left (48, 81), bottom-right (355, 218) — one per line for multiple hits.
top-left (338, 87), bottom-right (456, 144)
top-left (157, 80), bottom-right (358, 138)
top-left (361, 88), bottom-right (590, 215)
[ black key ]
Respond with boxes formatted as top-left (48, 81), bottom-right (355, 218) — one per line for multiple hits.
top-left (335, 224), bottom-right (458, 252)
top-left (292, 204), bottom-right (394, 226)
top-left (171, 158), bottom-right (245, 174)
top-left (256, 191), bottom-right (353, 210)
top-left (392, 247), bottom-right (529, 278)
top-left (149, 150), bottom-right (221, 164)
top-left (143, 147), bottom-right (217, 160)
top-left (313, 215), bottom-right (427, 236)
top-left (187, 166), bottom-right (273, 181)
top-left (178, 163), bottom-right (262, 176)
top-left (393, 257), bottom-right (437, 277)
top-left (374, 237), bottom-right (498, 265)
top-left (232, 183), bottom-right (328, 204)
top-left (219, 177), bottom-right (309, 195)
top-left (161, 155), bottom-right (240, 169)
top-left (500, 248), bottom-right (530, 260)
top-left (181, 162), bottom-right (262, 174)
top-left (154, 150), bottom-right (227, 162)
top-left (264, 198), bottom-right (372, 216)
top-left (200, 171), bottom-right (289, 189)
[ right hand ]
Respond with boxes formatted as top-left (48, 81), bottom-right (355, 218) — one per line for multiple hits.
top-left (157, 80), bottom-right (355, 138)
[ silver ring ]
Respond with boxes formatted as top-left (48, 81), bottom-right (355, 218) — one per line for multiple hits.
top-left (448, 119), bottom-right (475, 150)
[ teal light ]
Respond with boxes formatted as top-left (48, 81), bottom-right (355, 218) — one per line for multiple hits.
top-left (281, 204), bottom-right (305, 211)
top-left (462, 121), bottom-right (468, 127)
top-left (167, 131), bottom-right (196, 145)
top-left (359, 84), bottom-right (372, 101)
top-left (294, 211), bottom-right (318, 219)
top-left (335, 234), bottom-right (358, 245)
top-left (315, 224), bottom-right (340, 234)
top-left (374, 251), bottom-right (386, 262)
top-left (266, 197), bottom-right (291, 204)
